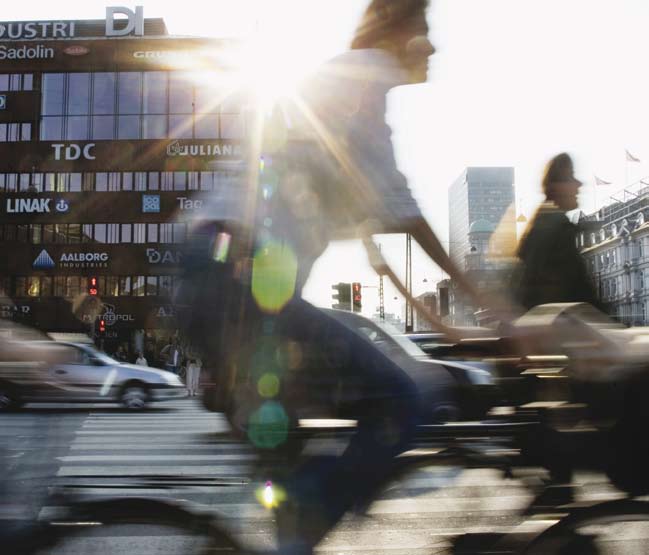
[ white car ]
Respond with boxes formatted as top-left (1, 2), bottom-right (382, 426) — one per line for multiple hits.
top-left (0, 340), bottom-right (186, 410)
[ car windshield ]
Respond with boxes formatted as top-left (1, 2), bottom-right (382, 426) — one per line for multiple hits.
top-left (81, 347), bottom-right (119, 365)
top-left (358, 321), bottom-right (427, 359)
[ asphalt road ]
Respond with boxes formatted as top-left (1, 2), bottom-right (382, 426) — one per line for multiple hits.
top-left (1, 399), bottom-right (647, 554)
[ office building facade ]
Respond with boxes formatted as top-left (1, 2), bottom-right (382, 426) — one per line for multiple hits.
top-left (448, 167), bottom-right (515, 272)
top-left (0, 7), bottom-right (246, 360)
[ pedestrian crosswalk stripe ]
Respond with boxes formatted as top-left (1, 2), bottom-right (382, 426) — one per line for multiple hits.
top-left (57, 465), bottom-right (253, 476)
top-left (58, 454), bottom-right (257, 462)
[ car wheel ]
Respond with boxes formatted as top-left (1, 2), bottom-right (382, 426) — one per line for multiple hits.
top-left (121, 385), bottom-right (148, 410)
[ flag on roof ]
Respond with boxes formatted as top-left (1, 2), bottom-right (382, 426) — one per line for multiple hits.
top-left (626, 149), bottom-right (641, 163)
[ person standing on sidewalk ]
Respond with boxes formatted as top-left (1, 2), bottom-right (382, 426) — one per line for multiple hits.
top-left (186, 358), bottom-right (200, 396)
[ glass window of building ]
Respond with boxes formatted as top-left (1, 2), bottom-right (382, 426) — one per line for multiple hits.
top-left (9, 74), bottom-right (21, 91)
top-left (67, 224), bottom-right (81, 244)
top-left (40, 117), bottom-right (64, 141)
top-left (27, 276), bottom-right (40, 297)
top-left (194, 77), bottom-right (220, 113)
top-left (54, 276), bottom-right (66, 297)
top-left (70, 173), bottom-right (82, 192)
top-left (134, 172), bottom-right (147, 191)
top-left (147, 223), bottom-right (158, 243)
top-left (119, 276), bottom-right (131, 296)
top-left (19, 173), bottom-right (30, 191)
top-left (108, 172), bottom-right (120, 191)
top-left (20, 123), bottom-right (31, 141)
top-left (121, 223), bottom-right (132, 243)
top-left (159, 275), bottom-right (172, 296)
top-left (122, 172), bottom-right (133, 191)
top-left (0, 75), bottom-right (8, 91)
top-left (107, 224), bottom-right (119, 243)
top-left (31, 173), bottom-right (43, 192)
top-left (173, 172), bottom-right (186, 191)
top-left (54, 224), bottom-right (67, 243)
top-left (132, 276), bottom-right (145, 297)
top-left (161, 172), bottom-right (173, 191)
top-left (117, 115), bottom-right (140, 139)
top-left (91, 115), bottom-right (114, 140)
top-left (143, 114), bottom-right (166, 139)
top-left (169, 72), bottom-right (193, 114)
top-left (4, 225), bottom-right (16, 242)
top-left (96, 276), bottom-right (106, 296)
top-left (95, 173), bottom-right (108, 192)
top-left (23, 74), bottom-right (33, 91)
top-left (5, 173), bottom-right (17, 191)
top-left (67, 73), bottom-right (90, 115)
top-left (82, 173), bottom-right (94, 191)
top-left (106, 276), bottom-right (119, 297)
top-left (118, 72), bottom-right (142, 115)
top-left (42, 74), bottom-right (65, 115)
top-left (94, 223), bottom-right (107, 243)
top-left (146, 275), bottom-right (158, 296)
top-left (30, 224), bottom-right (41, 244)
top-left (66, 116), bottom-right (89, 140)
top-left (195, 115), bottom-right (219, 139)
top-left (169, 114), bottom-right (192, 139)
top-left (133, 223), bottom-right (146, 243)
top-left (0, 124), bottom-right (6, 142)
top-left (92, 73), bottom-right (116, 115)
top-left (7, 123), bottom-right (20, 142)
top-left (143, 72), bottom-right (167, 113)
top-left (148, 172), bottom-right (159, 191)
top-left (41, 276), bottom-right (52, 297)
top-left (173, 223), bottom-right (186, 244)
top-left (66, 276), bottom-right (81, 298)
top-left (43, 225), bottom-right (54, 243)
top-left (220, 114), bottom-right (244, 139)
top-left (82, 224), bottom-right (93, 243)
top-left (15, 277), bottom-right (26, 297)
top-left (200, 172), bottom-right (214, 191)
top-left (188, 172), bottom-right (199, 190)
top-left (16, 225), bottom-right (28, 243)
top-left (159, 223), bottom-right (173, 243)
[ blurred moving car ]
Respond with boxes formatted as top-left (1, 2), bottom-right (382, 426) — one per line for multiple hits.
top-left (0, 340), bottom-right (186, 410)
top-left (203, 310), bottom-right (497, 424)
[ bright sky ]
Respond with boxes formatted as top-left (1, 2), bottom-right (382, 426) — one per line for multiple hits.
top-left (4, 1), bottom-right (649, 320)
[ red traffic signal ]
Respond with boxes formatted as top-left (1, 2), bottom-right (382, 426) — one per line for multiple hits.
top-left (88, 276), bottom-right (98, 296)
top-left (98, 319), bottom-right (106, 333)
top-left (352, 282), bottom-right (362, 312)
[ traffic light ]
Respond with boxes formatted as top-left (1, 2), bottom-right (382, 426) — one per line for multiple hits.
top-left (352, 282), bottom-right (362, 312)
top-left (88, 276), bottom-right (98, 296)
top-left (98, 318), bottom-right (106, 334)
top-left (331, 282), bottom-right (351, 311)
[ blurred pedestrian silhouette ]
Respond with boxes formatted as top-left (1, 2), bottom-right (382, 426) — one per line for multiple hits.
top-left (514, 152), bottom-right (598, 311)
top-left (512, 152), bottom-right (598, 512)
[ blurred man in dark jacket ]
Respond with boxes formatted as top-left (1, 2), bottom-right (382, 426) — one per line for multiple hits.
top-left (514, 152), bottom-right (598, 512)
top-left (515, 152), bottom-right (598, 310)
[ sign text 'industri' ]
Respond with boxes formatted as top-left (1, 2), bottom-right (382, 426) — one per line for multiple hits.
top-left (0, 22), bottom-right (75, 40)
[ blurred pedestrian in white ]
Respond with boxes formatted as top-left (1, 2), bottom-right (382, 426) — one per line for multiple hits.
top-left (135, 351), bottom-right (148, 366)
top-left (186, 358), bottom-right (201, 396)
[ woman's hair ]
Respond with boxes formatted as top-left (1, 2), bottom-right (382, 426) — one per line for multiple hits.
top-left (351, 0), bottom-right (429, 50)
top-left (542, 152), bottom-right (573, 200)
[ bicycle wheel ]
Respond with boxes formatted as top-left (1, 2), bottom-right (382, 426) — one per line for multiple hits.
top-left (523, 499), bottom-right (649, 555)
top-left (30, 497), bottom-right (245, 555)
